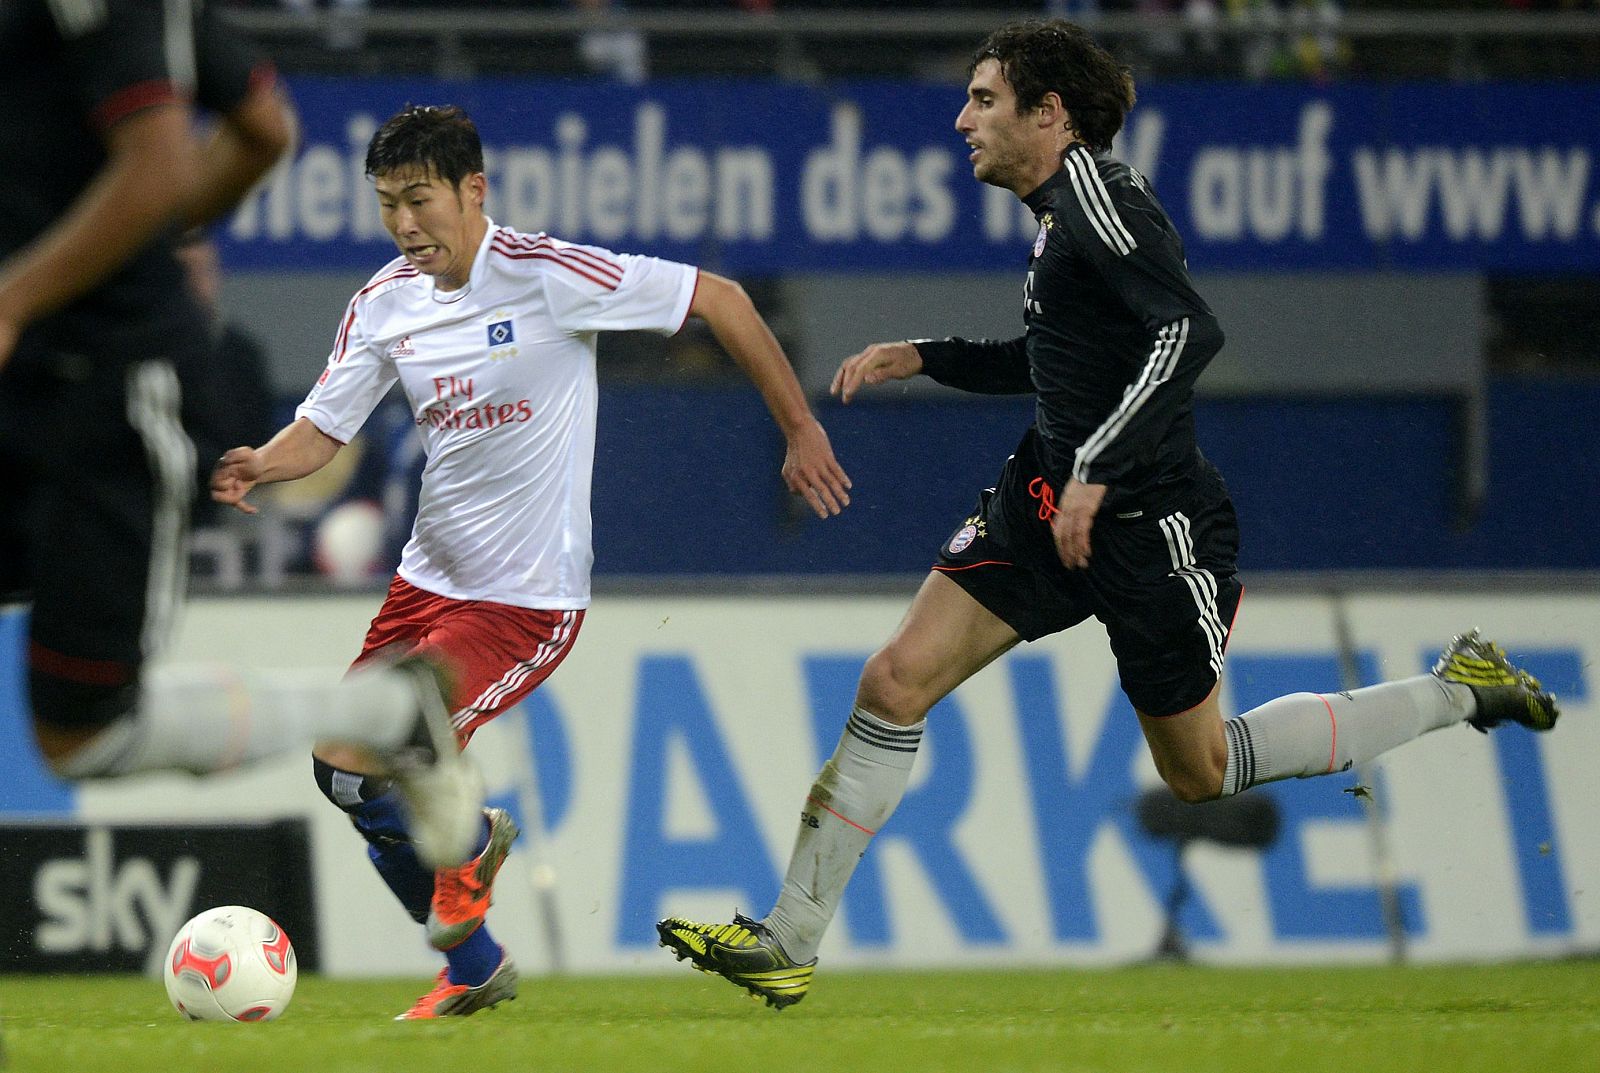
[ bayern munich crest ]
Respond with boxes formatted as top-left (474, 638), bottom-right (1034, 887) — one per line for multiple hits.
top-left (948, 523), bottom-right (979, 555)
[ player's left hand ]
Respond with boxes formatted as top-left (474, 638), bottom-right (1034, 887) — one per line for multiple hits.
top-left (783, 418), bottom-right (853, 518)
top-left (210, 445), bottom-right (266, 514)
top-left (1051, 478), bottom-right (1106, 569)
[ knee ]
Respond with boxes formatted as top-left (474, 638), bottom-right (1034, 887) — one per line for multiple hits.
top-left (1164, 772), bottom-right (1222, 804)
top-left (1155, 754), bottom-right (1225, 804)
top-left (855, 646), bottom-right (934, 726)
top-left (311, 756), bottom-right (408, 843)
top-left (29, 667), bottom-right (140, 775)
top-left (312, 755), bottom-right (364, 812)
top-left (30, 665), bottom-right (136, 730)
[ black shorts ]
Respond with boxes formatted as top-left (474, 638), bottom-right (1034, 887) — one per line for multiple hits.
top-left (935, 428), bottom-right (1243, 718)
top-left (1, 341), bottom-right (206, 721)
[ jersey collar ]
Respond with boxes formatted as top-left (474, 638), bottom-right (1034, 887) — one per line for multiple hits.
top-left (1021, 144), bottom-right (1097, 218)
top-left (431, 216), bottom-right (497, 305)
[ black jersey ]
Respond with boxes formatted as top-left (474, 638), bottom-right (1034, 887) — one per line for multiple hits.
top-left (917, 143), bottom-right (1225, 515)
top-left (0, 0), bottom-right (266, 356)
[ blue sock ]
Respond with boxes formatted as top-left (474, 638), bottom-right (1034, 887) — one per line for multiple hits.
top-left (445, 924), bottom-right (502, 986)
top-left (351, 792), bottom-right (434, 923)
top-left (325, 761), bottom-right (499, 978)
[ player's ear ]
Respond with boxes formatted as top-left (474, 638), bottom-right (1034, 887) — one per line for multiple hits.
top-left (1038, 91), bottom-right (1066, 130)
top-left (463, 172), bottom-right (488, 209)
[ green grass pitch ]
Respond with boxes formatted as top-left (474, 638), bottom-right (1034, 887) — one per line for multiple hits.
top-left (2, 962), bottom-right (1596, 1073)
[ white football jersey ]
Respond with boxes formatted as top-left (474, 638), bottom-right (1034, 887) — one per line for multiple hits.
top-left (296, 222), bottom-right (698, 609)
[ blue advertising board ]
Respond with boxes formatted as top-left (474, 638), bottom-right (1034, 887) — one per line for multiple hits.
top-left (2, 595), bottom-right (1595, 972)
top-left (217, 78), bottom-right (1600, 274)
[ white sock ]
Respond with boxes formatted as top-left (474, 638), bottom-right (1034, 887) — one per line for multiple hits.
top-left (54, 661), bottom-right (417, 779)
top-left (762, 707), bottom-right (923, 963)
top-left (1220, 674), bottom-right (1474, 796)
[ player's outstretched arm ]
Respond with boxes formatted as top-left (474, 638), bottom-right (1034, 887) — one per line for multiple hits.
top-left (210, 417), bottom-right (343, 515)
top-left (0, 104), bottom-right (198, 370)
top-left (688, 272), bottom-right (852, 518)
top-left (830, 341), bottom-right (925, 404)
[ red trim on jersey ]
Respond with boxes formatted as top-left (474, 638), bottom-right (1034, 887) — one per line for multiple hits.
top-left (555, 244), bottom-right (623, 282)
top-left (491, 240), bottom-right (619, 291)
top-left (677, 269), bottom-right (701, 333)
top-left (333, 267), bottom-right (420, 363)
top-left (931, 560), bottom-right (1014, 572)
top-left (496, 229), bottom-right (624, 278)
top-left (331, 306), bottom-right (358, 363)
top-left (29, 642), bottom-right (134, 686)
top-left (91, 80), bottom-right (184, 133)
top-left (493, 231), bottom-right (624, 284)
top-left (359, 266), bottom-right (421, 298)
top-left (492, 233), bottom-right (625, 283)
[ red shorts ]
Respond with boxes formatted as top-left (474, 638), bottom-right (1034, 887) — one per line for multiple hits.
top-left (350, 576), bottom-right (584, 746)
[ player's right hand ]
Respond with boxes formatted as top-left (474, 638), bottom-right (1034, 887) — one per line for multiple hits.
top-left (210, 446), bottom-right (264, 514)
top-left (830, 341), bottom-right (924, 403)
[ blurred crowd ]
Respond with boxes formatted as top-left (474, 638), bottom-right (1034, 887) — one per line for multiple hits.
top-left (229, 0), bottom-right (1600, 82)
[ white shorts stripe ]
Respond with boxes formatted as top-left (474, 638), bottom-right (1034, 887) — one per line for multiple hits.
top-left (453, 610), bottom-right (579, 728)
top-left (1169, 513), bottom-right (1227, 663)
top-left (1159, 512), bottom-right (1227, 676)
top-left (125, 361), bottom-right (196, 659)
top-left (46, 0), bottom-right (106, 36)
top-left (162, 0), bottom-right (196, 92)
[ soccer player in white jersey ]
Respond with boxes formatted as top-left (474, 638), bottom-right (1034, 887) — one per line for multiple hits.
top-left (209, 104), bottom-right (853, 1020)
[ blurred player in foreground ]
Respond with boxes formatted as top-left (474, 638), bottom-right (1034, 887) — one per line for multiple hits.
top-left (657, 18), bottom-right (1559, 1009)
top-left (0, 0), bottom-right (478, 871)
top-left (210, 104), bottom-right (852, 1020)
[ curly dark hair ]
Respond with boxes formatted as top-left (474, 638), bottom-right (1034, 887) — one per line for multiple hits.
top-left (365, 104), bottom-right (485, 185)
top-left (969, 19), bottom-right (1136, 152)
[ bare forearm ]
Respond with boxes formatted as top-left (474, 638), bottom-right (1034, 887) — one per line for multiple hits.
top-left (685, 271), bottom-right (852, 517)
top-left (255, 418), bottom-right (342, 484)
top-left (0, 106), bottom-right (196, 329)
top-left (692, 274), bottom-right (813, 435)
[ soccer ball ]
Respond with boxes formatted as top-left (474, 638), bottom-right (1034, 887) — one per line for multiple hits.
top-left (163, 905), bottom-right (297, 1022)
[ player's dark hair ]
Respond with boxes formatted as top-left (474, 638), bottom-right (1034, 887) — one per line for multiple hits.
top-left (365, 104), bottom-right (485, 187)
top-left (970, 19), bottom-right (1135, 152)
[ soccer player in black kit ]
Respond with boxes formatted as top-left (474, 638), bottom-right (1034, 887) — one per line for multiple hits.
top-left (0, 0), bottom-right (483, 870)
top-left (658, 19), bottom-right (1560, 1008)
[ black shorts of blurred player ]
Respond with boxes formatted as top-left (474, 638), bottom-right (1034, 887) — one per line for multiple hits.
top-left (0, 326), bottom-right (215, 729)
top-left (934, 426), bottom-right (1243, 719)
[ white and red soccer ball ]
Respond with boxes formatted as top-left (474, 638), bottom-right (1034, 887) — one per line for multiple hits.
top-left (163, 905), bottom-right (297, 1022)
